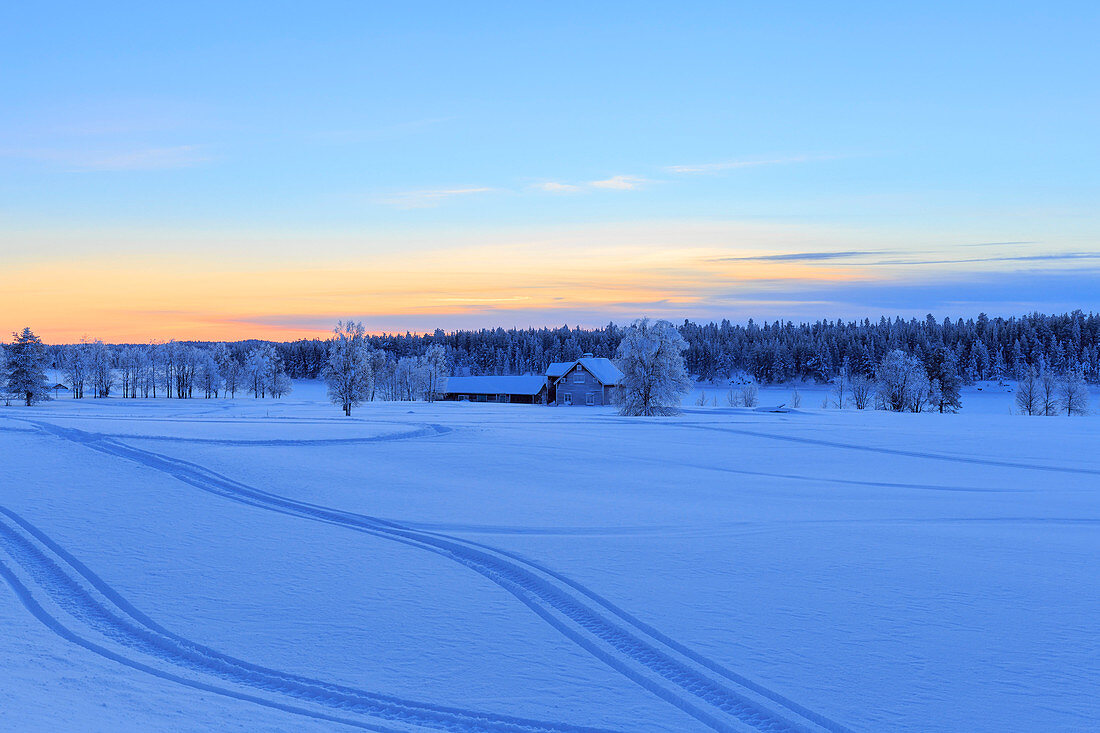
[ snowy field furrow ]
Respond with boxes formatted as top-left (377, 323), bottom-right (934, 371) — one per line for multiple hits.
top-left (2, 382), bottom-right (1099, 731)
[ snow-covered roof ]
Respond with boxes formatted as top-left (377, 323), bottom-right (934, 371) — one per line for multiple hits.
top-left (546, 357), bottom-right (623, 386)
top-left (442, 375), bottom-right (548, 395)
top-left (545, 362), bottom-right (572, 378)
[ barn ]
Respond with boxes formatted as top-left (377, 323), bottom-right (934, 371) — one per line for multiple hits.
top-left (440, 375), bottom-right (549, 404)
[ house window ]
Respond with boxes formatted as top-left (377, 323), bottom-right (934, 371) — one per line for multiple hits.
top-left (563, 393), bottom-right (573, 405)
top-left (572, 369), bottom-right (585, 384)
top-left (586, 392), bottom-right (595, 405)
top-left (499, 394), bottom-right (510, 403)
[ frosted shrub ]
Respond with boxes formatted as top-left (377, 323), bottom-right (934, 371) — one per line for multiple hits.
top-left (696, 390), bottom-right (708, 406)
top-left (726, 388), bottom-right (741, 407)
top-left (741, 383), bottom-right (758, 408)
top-left (790, 389), bottom-right (801, 408)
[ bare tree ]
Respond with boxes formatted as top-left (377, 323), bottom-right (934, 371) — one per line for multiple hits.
top-left (1015, 368), bottom-right (1040, 415)
top-left (832, 359), bottom-right (849, 409)
top-left (851, 375), bottom-right (873, 410)
top-left (1039, 370), bottom-right (1059, 416)
top-left (1058, 370), bottom-right (1089, 416)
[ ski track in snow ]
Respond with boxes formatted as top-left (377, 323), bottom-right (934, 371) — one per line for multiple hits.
top-left (16, 418), bottom-right (849, 733)
top-left (665, 422), bottom-right (1100, 476)
top-left (0, 506), bottom-right (619, 733)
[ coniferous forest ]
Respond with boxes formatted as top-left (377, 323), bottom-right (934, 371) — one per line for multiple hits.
top-left (33, 310), bottom-right (1100, 388)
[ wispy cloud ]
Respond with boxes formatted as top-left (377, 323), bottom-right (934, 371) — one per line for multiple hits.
top-left (532, 175), bottom-right (652, 193)
top-left (377, 186), bottom-right (495, 209)
top-left (666, 154), bottom-right (837, 175)
top-left (589, 174), bottom-right (650, 190)
top-left (956, 240), bottom-right (1041, 248)
top-left (532, 181), bottom-right (582, 193)
top-left (714, 250), bottom-right (889, 263)
top-left (1, 144), bottom-right (209, 171)
top-left (872, 252), bottom-right (1100, 266)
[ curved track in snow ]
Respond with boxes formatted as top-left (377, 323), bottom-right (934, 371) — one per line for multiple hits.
top-left (23, 419), bottom-right (848, 733)
top-left (0, 505), bottom-right (616, 733)
top-left (669, 422), bottom-right (1100, 476)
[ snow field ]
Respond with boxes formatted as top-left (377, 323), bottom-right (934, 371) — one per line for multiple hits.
top-left (1, 384), bottom-right (1099, 731)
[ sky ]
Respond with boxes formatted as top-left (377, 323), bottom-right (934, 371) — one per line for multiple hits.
top-left (2, 2), bottom-right (1098, 342)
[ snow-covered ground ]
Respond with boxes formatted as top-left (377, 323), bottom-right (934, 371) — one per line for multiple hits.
top-left (2, 382), bottom-right (1098, 732)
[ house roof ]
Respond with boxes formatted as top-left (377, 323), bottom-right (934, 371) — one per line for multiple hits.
top-left (546, 357), bottom-right (623, 386)
top-left (442, 375), bottom-right (547, 395)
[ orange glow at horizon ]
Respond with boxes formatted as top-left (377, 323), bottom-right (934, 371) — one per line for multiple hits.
top-left (3, 239), bottom-right (887, 343)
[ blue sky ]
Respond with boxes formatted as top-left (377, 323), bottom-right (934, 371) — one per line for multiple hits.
top-left (2, 2), bottom-right (1098, 340)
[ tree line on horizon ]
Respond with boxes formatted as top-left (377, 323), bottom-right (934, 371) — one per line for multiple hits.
top-left (27, 310), bottom-right (1100, 386)
top-left (2, 311), bottom-right (1098, 414)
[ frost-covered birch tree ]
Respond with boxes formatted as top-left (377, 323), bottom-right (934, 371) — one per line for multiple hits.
top-left (614, 318), bottom-right (692, 416)
top-left (421, 343), bottom-right (450, 402)
top-left (216, 344), bottom-right (242, 398)
top-left (62, 342), bottom-right (89, 398)
top-left (324, 321), bottom-right (372, 415)
top-left (875, 350), bottom-right (930, 412)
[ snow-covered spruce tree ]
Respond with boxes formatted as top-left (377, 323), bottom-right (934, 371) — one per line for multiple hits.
top-left (1058, 369), bottom-right (1089, 416)
top-left (926, 345), bottom-right (962, 413)
top-left (6, 328), bottom-right (50, 406)
top-left (614, 318), bottom-right (692, 416)
top-left (324, 320), bottom-right (372, 416)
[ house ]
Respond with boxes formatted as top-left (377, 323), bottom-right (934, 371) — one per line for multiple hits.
top-left (440, 375), bottom-right (549, 404)
top-left (546, 354), bottom-right (623, 406)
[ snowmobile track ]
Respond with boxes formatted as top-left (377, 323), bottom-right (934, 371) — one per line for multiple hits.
top-left (0, 504), bottom-right (618, 733)
top-left (672, 422), bottom-right (1100, 476)
top-left (24, 419), bottom-right (849, 733)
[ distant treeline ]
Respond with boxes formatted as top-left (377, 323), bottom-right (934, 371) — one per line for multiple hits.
top-left (42, 310), bottom-right (1100, 387)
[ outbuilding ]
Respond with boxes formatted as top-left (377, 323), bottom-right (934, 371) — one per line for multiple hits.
top-left (441, 375), bottom-right (549, 404)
